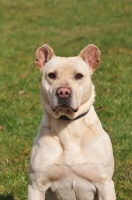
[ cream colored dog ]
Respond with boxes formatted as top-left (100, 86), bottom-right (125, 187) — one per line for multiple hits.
top-left (28, 44), bottom-right (116, 200)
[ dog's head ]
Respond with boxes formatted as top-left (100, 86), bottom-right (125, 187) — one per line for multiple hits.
top-left (35, 44), bottom-right (100, 119)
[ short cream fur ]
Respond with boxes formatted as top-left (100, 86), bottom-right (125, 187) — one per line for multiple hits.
top-left (28, 44), bottom-right (116, 200)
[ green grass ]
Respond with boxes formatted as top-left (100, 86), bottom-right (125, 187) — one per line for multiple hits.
top-left (0, 0), bottom-right (132, 199)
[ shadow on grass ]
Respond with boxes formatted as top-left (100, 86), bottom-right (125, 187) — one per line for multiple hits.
top-left (0, 194), bottom-right (14, 200)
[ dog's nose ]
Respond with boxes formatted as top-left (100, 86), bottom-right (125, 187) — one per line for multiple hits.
top-left (56, 87), bottom-right (71, 98)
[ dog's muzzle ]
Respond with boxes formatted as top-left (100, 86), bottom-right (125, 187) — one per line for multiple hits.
top-left (56, 87), bottom-right (72, 109)
top-left (52, 87), bottom-right (78, 112)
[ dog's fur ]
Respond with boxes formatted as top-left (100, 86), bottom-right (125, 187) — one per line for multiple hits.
top-left (28, 44), bottom-right (116, 200)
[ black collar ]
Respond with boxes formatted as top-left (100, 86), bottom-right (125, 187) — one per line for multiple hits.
top-left (59, 110), bottom-right (89, 121)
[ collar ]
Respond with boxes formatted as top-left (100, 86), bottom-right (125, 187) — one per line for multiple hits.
top-left (59, 109), bottom-right (89, 121)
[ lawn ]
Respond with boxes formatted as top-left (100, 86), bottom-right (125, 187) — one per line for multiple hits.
top-left (0, 0), bottom-right (132, 199)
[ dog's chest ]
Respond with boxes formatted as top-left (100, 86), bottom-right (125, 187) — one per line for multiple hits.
top-left (30, 124), bottom-right (111, 200)
top-left (34, 123), bottom-right (99, 168)
top-left (46, 177), bottom-right (96, 200)
top-left (31, 125), bottom-right (107, 185)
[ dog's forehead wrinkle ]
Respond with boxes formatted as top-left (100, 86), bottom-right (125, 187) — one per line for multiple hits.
top-left (44, 57), bottom-right (66, 71)
top-left (44, 56), bottom-right (90, 75)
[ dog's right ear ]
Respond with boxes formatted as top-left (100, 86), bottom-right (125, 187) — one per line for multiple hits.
top-left (35, 45), bottom-right (55, 71)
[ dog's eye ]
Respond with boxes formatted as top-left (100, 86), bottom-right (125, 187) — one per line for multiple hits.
top-left (75, 73), bottom-right (84, 80)
top-left (48, 73), bottom-right (56, 79)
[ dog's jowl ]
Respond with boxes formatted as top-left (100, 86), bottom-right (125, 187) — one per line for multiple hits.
top-left (28, 44), bottom-right (116, 200)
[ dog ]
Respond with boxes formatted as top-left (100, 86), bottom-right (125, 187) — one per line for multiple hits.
top-left (28, 44), bottom-right (116, 200)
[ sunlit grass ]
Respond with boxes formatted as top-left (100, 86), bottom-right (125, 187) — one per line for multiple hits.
top-left (0, 0), bottom-right (132, 199)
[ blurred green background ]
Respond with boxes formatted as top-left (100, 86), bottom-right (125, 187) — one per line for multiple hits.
top-left (0, 0), bottom-right (132, 199)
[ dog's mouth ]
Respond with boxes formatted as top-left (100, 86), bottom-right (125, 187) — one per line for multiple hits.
top-left (52, 97), bottom-right (78, 113)
top-left (52, 104), bottom-right (78, 113)
top-left (51, 87), bottom-right (79, 115)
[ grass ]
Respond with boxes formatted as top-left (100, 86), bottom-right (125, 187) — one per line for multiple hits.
top-left (0, 0), bottom-right (132, 199)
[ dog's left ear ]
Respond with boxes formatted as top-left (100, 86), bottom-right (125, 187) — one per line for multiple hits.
top-left (79, 44), bottom-right (100, 72)
top-left (35, 44), bottom-right (55, 71)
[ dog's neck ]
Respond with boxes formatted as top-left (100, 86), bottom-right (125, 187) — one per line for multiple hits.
top-left (59, 110), bottom-right (90, 121)
top-left (40, 106), bottom-right (99, 136)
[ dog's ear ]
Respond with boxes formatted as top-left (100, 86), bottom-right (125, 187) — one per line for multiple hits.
top-left (79, 44), bottom-right (100, 72)
top-left (35, 45), bottom-right (55, 71)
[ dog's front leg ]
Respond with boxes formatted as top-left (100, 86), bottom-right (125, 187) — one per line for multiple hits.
top-left (28, 184), bottom-right (46, 200)
top-left (95, 180), bottom-right (116, 200)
